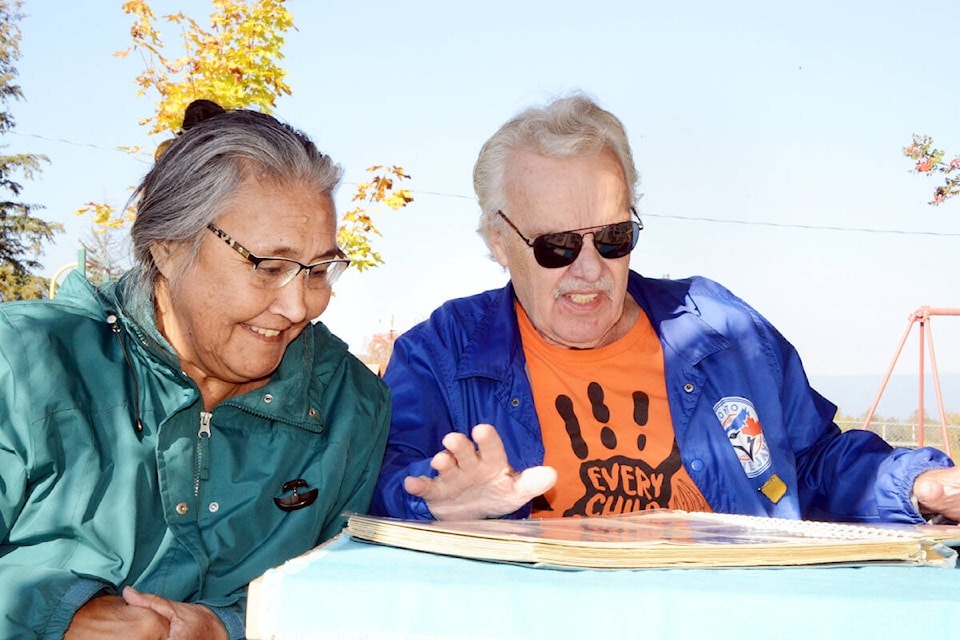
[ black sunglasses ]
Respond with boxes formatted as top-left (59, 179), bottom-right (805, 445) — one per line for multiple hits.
top-left (497, 208), bottom-right (643, 268)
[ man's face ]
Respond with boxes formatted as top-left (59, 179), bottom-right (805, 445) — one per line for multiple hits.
top-left (490, 147), bottom-right (634, 349)
top-left (153, 175), bottom-right (339, 389)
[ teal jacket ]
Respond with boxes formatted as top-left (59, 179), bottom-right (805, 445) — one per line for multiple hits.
top-left (0, 272), bottom-right (390, 639)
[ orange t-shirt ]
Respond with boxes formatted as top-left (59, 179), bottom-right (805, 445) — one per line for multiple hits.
top-left (517, 303), bottom-right (711, 518)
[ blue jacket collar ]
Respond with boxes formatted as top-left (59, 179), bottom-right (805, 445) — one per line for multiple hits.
top-left (456, 281), bottom-right (523, 382)
top-left (627, 272), bottom-right (730, 366)
top-left (456, 271), bottom-right (729, 381)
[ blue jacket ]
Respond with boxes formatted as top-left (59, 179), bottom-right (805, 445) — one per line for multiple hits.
top-left (372, 272), bottom-right (952, 523)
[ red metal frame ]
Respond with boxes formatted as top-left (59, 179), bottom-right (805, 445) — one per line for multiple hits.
top-left (861, 306), bottom-right (959, 456)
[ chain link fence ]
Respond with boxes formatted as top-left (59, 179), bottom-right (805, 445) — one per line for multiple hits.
top-left (836, 419), bottom-right (960, 454)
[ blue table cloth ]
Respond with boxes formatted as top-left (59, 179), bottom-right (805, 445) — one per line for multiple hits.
top-left (247, 534), bottom-right (960, 639)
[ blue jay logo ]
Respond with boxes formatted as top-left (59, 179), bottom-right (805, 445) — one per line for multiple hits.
top-left (713, 397), bottom-right (771, 478)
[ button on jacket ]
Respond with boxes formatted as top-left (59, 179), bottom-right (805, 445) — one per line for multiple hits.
top-left (0, 272), bottom-right (390, 639)
top-left (372, 271), bottom-right (951, 523)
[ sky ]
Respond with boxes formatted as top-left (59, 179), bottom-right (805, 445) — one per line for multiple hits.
top-left (9, 1), bottom-right (960, 415)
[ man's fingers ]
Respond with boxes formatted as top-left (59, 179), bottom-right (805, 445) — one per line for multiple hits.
top-left (404, 473), bottom-right (458, 502)
top-left (472, 424), bottom-right (510, 469)
top-left (514, 466), bottom-right (558, 500)
top-left (914, 477), bottom-right (943, 503)
top-left (432, 427), bottom-right (509, 478)
top-left (913, 466), bottom-right (960, 520)
top-left (429, 449), bottom-right (458, 473)
top-left (403, 475), bottom-right (431, 497)
top-left (405, 427), bottom-right (550, 520)
top-left (441, 431), bottom-right (482, 472)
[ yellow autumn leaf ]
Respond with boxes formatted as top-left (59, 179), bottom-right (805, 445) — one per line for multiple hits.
top-left (79, 1), bottom-right (410, 275)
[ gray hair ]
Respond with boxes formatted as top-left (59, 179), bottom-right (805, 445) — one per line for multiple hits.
top-left (473, 92), bottom-right (639, 249)
top-left (124, 103), bottom-right (343, 318)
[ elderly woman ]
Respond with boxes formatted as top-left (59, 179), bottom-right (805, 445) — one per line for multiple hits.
top-left (0, 101), bottom-right (390, 639)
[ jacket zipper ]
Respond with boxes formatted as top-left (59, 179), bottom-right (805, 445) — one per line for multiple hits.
top-left (106, 313), bottom-right (144, 434)
top-left (194, 411), bottom-right (213, 502)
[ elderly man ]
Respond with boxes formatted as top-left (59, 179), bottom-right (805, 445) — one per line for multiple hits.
top-left (372, 92), bottom-right (960, 525)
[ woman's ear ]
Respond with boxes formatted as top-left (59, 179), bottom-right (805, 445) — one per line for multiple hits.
top-left (149, 240), bottom-right (181, 279)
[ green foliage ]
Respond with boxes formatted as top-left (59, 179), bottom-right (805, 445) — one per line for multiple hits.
top-left (0, 0), bottom-right (63, 300)
top-left (0, 263), bottom-right (47, 300)
top-left (903, 134), bottom-right (960, 205)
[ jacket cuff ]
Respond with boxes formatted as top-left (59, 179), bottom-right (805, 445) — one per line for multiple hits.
top-left (208, 604), bottom-right (246, 640)
top-left (876, 447), bottom-right (954, 523)
top-left (42, 578), bottom-right (115, 640)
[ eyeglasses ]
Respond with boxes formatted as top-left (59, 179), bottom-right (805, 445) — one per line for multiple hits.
top-left (206, 223), bottom-right (350, 290)
top-left (496, 208), bottom-right (643, 268)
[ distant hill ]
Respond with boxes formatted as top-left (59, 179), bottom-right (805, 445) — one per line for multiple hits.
top-left (808, 373), bottom-right (960, 420)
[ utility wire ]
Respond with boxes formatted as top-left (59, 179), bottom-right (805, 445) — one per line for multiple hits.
top-left (640, 213), bottom-right (960, 237)
top-left (12, 131), bottom-right (960, 237)
top-left (407, 194), bottom-right (960, 238)
top-left (10, 131), bottom-right (154, 163)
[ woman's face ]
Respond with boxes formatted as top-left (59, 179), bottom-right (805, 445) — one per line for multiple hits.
top-left (152, 174), bottom-right (339, 395)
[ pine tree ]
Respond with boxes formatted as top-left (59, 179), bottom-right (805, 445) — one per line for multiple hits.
top-left (0, 0), bottom-right (62, 300)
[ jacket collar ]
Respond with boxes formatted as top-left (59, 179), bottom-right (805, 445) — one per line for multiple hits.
top-left (456, 281), bottom-right (523, 382)
top-left (65, 270), bottom-right (342, 431)
top-left (455, 271), bottom-right (730, 381)
top-left (223, 327), bottom-right (334, 432)
top-left (628, 272), bottom-right (730, 366)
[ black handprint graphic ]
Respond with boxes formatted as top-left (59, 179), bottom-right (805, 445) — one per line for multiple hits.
top-left (553, 381), bottom-right (685, 516)
top-left (555, 383), bottom-right (650, 460)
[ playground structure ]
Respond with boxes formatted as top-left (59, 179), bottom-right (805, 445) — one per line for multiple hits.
top-left (861, 306), bottom-right (959, 456)
top-left (48, 248), bottom-right (114, 298)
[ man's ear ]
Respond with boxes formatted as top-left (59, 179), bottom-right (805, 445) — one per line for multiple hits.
top-left (149, 240), bottom-right (181, 279)
top-left (488, 225), bottom-right (511, 268)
